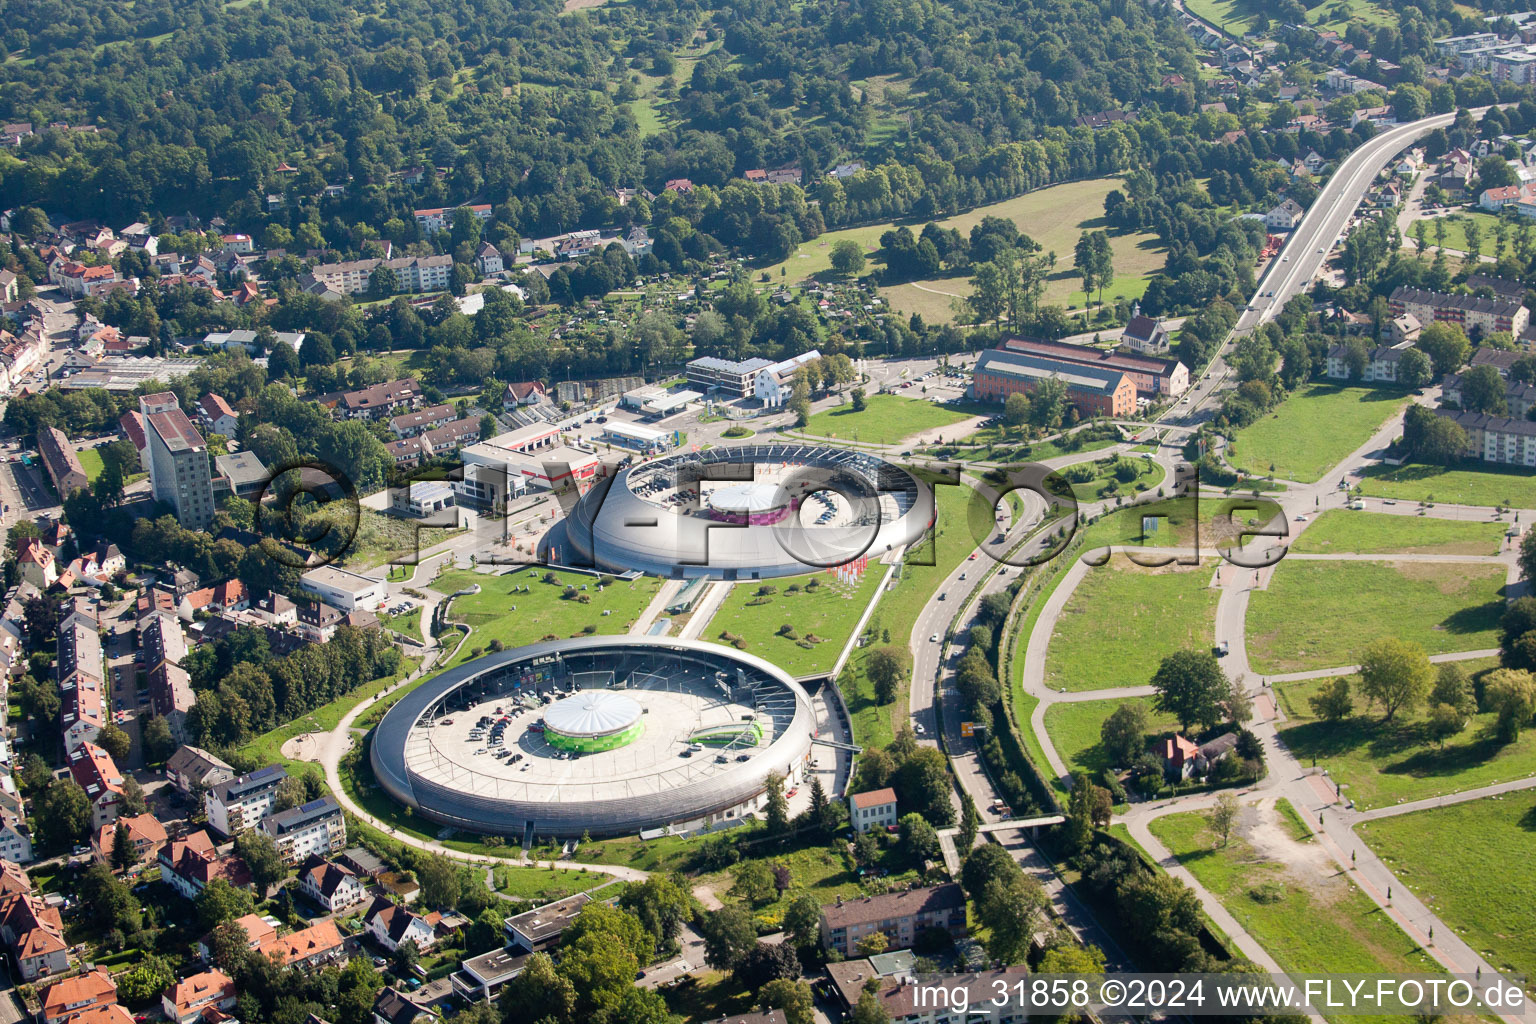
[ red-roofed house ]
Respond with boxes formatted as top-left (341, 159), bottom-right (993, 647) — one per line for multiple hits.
top-left (364, 897), bottom-right (437, 953)
top-left (195, 912), bottom-right (275, 961)
top-left (41, 969), bottom-right (116, 1024)
top-left (157, 830), bottom-right (252, 900)
top-left (197, 394), bottom-right (238, 437)
top-left (162, 971), bottom-right (236, 1024)
top-left (68, 742), bottom-right (125, 830)
top-left (93, 812), bottom-right (168, 873)
top-left (1161, 735), bottom-right (1201, 779)
top-left (258, 920), bottom-right (345, 969)
top-left (297, 857), bottom-right (368, 914)
top-left (16, 537), bottom-right (57, 589)
top-left (847, 788), bottom-right (898, 833)
top-left (0, 887), bottom-right (68, 980)
top-left (501, 381), bottom-right (546, 408)
top-left (66, 1006), bottom-right (132, 1024)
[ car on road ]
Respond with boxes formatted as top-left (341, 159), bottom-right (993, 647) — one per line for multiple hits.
top-left (1281, 255), bottom-right (1289, 261)
top-left (1294, 514), bottom-right (1307, 522)
top-left (929, 634), bottom-right (939, 642)
top-left (1317, 248), bottom-right (1325, 254)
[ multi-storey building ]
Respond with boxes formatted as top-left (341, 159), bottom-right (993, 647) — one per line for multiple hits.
top-left (140, 393), bottom-right (214, 529)
top-left (259, 797), bottom-right (346, 864)
top-left (686, 356), bottom-right (776, 396)
top-left (1438, 408), bottom-right (1536, 466)
top-left (818, 884), bottom-right (967, 956)
top-left (38, 426), bottom-right (88, 497)
top-left (1388, 286), bottom-right (1529, 338)
top-left (205, 765), bottom-right (286, 837)
top-left (67, 742), bottom-right (125, 830)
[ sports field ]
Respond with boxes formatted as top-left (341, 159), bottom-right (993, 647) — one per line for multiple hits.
top-left (799, 394), bottom-right (978, 444)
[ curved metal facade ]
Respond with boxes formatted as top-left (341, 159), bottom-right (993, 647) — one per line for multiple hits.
top-left (370, 636), bottom-right (816, 838)
top-left (566, 443), bottom-right (933, 579)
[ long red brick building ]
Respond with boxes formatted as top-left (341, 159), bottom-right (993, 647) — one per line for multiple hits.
top-left (971, 348), bottom-right (1137, 418)
top-left (1002, 336), bottom-right (1188, 396)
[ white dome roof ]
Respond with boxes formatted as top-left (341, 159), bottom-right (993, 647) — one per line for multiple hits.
top-left (545, 690), bottom-right (642, 737)
top-left (709, 482), bottom-right (786, 514)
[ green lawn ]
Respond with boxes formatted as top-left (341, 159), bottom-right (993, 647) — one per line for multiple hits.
top-left (799, 393), bottom-right (978, 445)
top-left (490, 864), bottom-right (615, 902)
top-left (1290, 510), bottom-right (1506, 556)
top-left (1230, 384), bottom-right (1408, 484)
top-left (1358, 796), bottom-right (1536, 985)
top-left (1271, 666), bottom-right (1536, 810)
top-left (707, 570), bottom-right (885, 677)
top-left (1246, 560), bottom-right (1506, 674)
top-left (436, 568), bottom-right (662, 668)
top-left (380, 608), bottom-right (424, 643)
top-left (1184, 0), bottom-right (1393, 34)
top-left (1357, 461), bottom-right (1536, 508)
top-left (875, 179), bottom-right (1163, 319)
top-left (1066, 455), bottom-right (1164, 503)
top-left (1044, 558), bottom-right (1219, 692)
top-left (78, 446), bottom-right (104, 482)
top-left (1149, 810), bottom-right (1445, 1021)
top-left (1420, 210), bottom-right (1506, 258)
top-left (1043, 695), bottom-right (1181, 777)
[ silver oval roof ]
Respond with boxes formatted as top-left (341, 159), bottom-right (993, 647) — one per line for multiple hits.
top-left (544, 690), bottom-right (642, 737)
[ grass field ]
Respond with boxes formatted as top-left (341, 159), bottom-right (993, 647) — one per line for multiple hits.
top-left (1358, 796), bottom-right (1536, 984)
top-left (1357, 461), bottom-right (1536, 508)
top-left (490, 864), bottom-right (613, 902)
top-left (1246, 560), bottom-right (1506, 674)
top-left (1289, 510), bottom-right (1506, 556)
top-left (1230, 384), bottom-right (1407, 484)
top-left (799, 393), bottom-right (979, 444)
top-left (380, 608), bottom-right (424, 643)
top-left (1419, 210), bottom-right (1506, 258)
top-left (756, 178), bottom-right (1163, 317)
top-left (1149, 810), bottom-right (1445, 1020)
top-left (1184, 0), bottom-right (1392, 34)
top-left (1270, 664), bottom-right (1536, 810)
top-left (435, 568), bottom-right (662, 668)
top-left (1043, 695), bottom-right (1180, 777)
top-left (695, 838), bottom-right (922, 931)
top-left (876, 180), bottom-right (1164, 319)
top-left (1044, 558), bottom-right (1219, 692)
top-left (78, 447), bottom-right (104, 482)
top-left (706, 570), bottom-right (885, 676)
